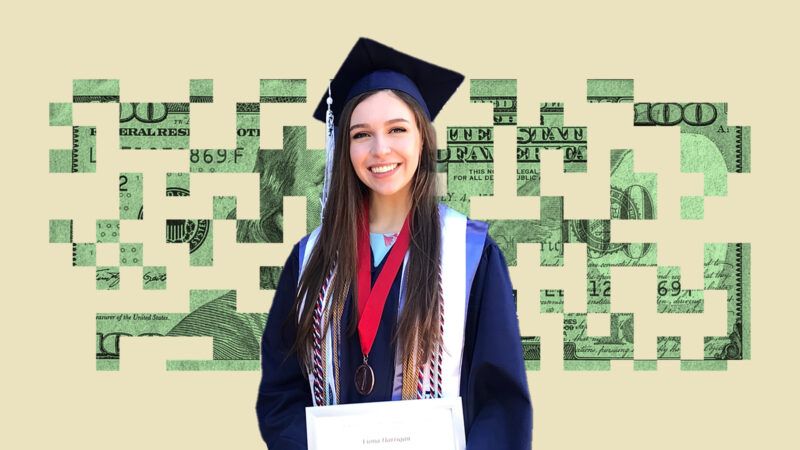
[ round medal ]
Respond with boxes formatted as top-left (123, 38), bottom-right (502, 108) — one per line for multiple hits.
top-left (354, 363), bottom-right (375, 396)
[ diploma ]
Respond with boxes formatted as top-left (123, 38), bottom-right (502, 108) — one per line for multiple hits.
top-left (306, 397), bottom-right (466, 450)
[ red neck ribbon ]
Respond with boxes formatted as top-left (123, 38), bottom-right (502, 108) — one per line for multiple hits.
top-left (356, 198), bottom-right (411, 358)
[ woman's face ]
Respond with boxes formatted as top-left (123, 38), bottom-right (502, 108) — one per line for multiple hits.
top-left (348, 90), bottom-right (421, 204)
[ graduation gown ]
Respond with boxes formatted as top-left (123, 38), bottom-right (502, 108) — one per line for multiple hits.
top-left (256, 231), bottom-right (533, 449)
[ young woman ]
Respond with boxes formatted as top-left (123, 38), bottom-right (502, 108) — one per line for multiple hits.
top-left (256, 37), bottom-right (532, 450)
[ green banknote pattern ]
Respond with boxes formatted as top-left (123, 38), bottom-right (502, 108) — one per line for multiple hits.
top-left (47, 78), bottom-right (751, 371)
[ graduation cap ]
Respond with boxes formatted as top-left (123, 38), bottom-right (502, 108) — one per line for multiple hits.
top-left (314, 37), bottom-right (465, 223)
top-left (312, 37), bottom-right (465, 124)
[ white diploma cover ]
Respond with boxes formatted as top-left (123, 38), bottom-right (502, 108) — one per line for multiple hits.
top-left (306, 397), bottom-right (466, 450)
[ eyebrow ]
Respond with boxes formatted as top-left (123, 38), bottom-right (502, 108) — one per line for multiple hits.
top-left (349, 118), bottom-right (410, 132)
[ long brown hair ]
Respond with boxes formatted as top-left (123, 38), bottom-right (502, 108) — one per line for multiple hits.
top-left (287, 88), bottom-right (442, 375)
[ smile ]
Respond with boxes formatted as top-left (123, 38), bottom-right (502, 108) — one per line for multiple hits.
top-left (369, 163), bottom-right (400, 174)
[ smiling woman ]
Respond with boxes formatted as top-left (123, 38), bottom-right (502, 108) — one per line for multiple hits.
top-left (255, 37), bottom-right (533, 450)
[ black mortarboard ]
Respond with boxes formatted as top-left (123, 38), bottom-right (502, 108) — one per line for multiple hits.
top-left (312, 37), bottom-right (464, 125)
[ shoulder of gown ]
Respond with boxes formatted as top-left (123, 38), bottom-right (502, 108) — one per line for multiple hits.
top-left (256, 242), bottom-right (311, 450)
top-left (460, 234), bottom-right (534, 450)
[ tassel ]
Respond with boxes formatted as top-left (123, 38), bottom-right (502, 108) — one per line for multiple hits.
top-left (320, 82), bottom-right (335, 224)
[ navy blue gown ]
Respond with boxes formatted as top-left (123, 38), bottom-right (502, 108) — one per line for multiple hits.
top-left (256, 234), bottom-right (533, 449)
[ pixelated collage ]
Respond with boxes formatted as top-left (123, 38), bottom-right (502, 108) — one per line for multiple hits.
top-left (47, 78), bottom-right (750, 373)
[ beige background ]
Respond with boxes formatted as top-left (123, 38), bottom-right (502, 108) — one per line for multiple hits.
top-left (2, 0), bottom-right (798, 448)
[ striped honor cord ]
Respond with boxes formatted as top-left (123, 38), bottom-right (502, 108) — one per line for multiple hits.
top-left (312, 267), bottom-right (335, 406)
top-left (416, 343), bottom-right (426, 399)
top-left (417, 261), bottom-right (445, 399)
top-left (435, 261), bottom-right (445, 398)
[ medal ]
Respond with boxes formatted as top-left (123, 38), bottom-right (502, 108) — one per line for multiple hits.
top-left (354, 198), bottom-right (411, 396)
top-left (354, 355), bottom-right (375, 395)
